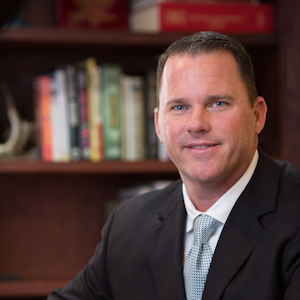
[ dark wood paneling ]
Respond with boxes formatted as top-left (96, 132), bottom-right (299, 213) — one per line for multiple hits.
top-left (277, 0), bottom-right (300, 167)
top-left (0, 172), bottom-right (179, 280)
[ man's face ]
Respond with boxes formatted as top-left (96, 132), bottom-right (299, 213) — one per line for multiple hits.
top-left (155, 51), bottom-right (267, 192)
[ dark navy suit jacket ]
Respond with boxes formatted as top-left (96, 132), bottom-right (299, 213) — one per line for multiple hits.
top-left (48, 150), bottom-right (300, 299)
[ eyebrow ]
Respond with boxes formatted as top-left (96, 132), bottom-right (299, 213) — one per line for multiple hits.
top-left (165, 94), bottom-right (234, 106)
top-left (165, 98), bottom-right (188, 107)
top-left (206, 94), bottom-right (234, 101)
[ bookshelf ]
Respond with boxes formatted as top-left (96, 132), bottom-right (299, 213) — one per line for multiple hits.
top-left (0, 159), bottom-right (178, 174)
top-left (0, 26), bottom-right (278, 47)
top-left (0, 0), bottom-right (299, 298)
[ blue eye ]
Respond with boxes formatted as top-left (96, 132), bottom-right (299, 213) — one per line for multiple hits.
top-left (174, 105), bottom-right (185, 110)
top-left (214, 101), bottom-right (224, 107)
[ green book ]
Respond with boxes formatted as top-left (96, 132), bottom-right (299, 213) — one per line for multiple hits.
top-left (102, 65), bottom-right (122, 160)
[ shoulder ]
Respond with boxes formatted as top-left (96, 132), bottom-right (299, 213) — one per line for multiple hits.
top-left (244, 151), bottom-right (300, 226)
top-left (115, 179), bottom-right (183, 216)
top-left (275, 160), bottom-right (300, 211)
top-left (276, 159), bottom-right (300, 182)
top-left (107, 179), bottom-right (183, 229)
top-left (275, 159), bottom-right (300, 197)
top-left (257, 149), bottom-right (300, 193)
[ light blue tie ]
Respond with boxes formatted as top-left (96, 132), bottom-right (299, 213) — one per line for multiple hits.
top-left (184, 214), bottom-right (221, 300)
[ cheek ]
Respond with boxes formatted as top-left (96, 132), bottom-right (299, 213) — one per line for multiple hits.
top-left (215, 113), bottom-right (252, 141)
top-left (159, 116), bottom-right (184, 143)
top-left (223, 114), bottom-right (255, 145)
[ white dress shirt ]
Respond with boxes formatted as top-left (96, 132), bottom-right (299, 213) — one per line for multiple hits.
top-left (183, 150), bottom-right (259, 259)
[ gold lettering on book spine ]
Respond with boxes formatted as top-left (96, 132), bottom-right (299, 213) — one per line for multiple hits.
top-left (110, 94), bottom-right (118, 128)
top-left (165, 9), bottom-right (187, 26)
top-left (69, 0), bottom-right (118, 27)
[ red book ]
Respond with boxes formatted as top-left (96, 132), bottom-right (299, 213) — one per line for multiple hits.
top-left (55, 0), bottom-right (128, 29)
top-left (130, 2), bottom-right (273, 34)
top-left (36, 76), bottom-right (52, 162)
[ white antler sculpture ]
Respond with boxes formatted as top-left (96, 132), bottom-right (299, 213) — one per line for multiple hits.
top-left (0, 81), bottom-right (33, 156)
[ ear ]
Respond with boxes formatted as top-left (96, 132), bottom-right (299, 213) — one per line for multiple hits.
top-left (253, 96), bottom-right (268, 135)
top-left (154, 107), bottom-right (163, 143)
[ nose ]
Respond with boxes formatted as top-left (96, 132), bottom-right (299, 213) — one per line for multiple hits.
top-left (186, 107), bottom-right (211, 134)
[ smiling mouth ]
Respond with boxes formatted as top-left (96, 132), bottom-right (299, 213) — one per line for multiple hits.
top-left (189, 145), bottom-right (215, 149)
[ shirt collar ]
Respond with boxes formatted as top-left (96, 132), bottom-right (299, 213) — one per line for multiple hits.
top-left (184, 149), bottom-right (259, 233)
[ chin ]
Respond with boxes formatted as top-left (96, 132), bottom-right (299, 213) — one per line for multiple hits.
top-left (181, 169), bottom-right (217, 184)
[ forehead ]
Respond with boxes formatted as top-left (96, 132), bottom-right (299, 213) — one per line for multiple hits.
top-left (160, 52), bottom-right (243, 92)
top-left (164, 51), bottom-right (239, 76)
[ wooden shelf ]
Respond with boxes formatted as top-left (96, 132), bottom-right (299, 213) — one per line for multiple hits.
top-left (0, 159), bottom-right (178, 174)
top-left (0, 27), bottom-right (278, 49)
top-left (0, 279), bottom-right (69, 297)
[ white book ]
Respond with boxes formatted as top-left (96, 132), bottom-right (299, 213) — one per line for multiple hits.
top-left (122, 75), bottom-right (145, 161)
top-left (50, 75), bottom-right (60, 162)
top-left (53, 68), bottom-right (71, 162)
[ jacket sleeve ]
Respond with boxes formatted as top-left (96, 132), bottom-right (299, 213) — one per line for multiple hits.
top-left (47, 209), bottom-right (117, 300)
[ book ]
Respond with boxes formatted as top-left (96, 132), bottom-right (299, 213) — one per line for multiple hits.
top-left (130, 2), bottom-right (273, 34)
top-left (66, 65), bottom-right (81, 161)
top-left (55, 0), bottom-right (128, 30)
top-left (121, 75), bottom-right (146, 161)
top-left (76, 66), bottom-right (91, 160)
top-left (35, 60), bottom-right (168, 162)
top-left (50, 73), bottom-right (61, 162)
top-left (102, 65), bottom-right (123, 160)
top-left (36, 75), bottom-right (52, 162)
top-left (131, 0), bottom-right (260, 12)
top-left (53, 68), bottom-right (71, 162)
top-left (145, 70), bottom-right (158, 159)
top-left (85, 58), bottom-right (103, 162)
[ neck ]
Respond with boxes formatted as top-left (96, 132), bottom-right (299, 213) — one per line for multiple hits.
top-left (181, 158), bottom-right (254, 212)
top-left (183, 180), bottom-right (230, 212)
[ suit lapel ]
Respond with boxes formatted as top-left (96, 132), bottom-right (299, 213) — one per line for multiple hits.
top-left (203, 150), bottom-right (281, 300)
top-left (147, 182), bottom-right (187, 300)
top-left (203, 195), bottom-right (265, 300)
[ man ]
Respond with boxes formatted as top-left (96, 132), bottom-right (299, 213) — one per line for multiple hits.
top-left (48, 31), bottom-right (300, 299)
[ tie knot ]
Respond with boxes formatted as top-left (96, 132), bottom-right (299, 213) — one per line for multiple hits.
top-left (193, 214), bottom-right (220, 245)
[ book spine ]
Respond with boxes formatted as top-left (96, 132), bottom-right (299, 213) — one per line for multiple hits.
top-left (131, 0), bottom-right (260, 12)
top-left (77, 67), bottom-right (91, 160)
top-left (145, 70), bottom-right (158, 159)
top-left (131, 2), bottom-right (273, 33)
top-left (121, 75), bottom-right (127, 161)
top-left (96, 65), bottom-right (104, 161)
top-left (102, 65), bottom-right (122, 160)
top-left (50, 75), bottom-right (62, 162)
top-left (131, 76), bottom-right (146, 161)
top-left (36, 75), bottom-right (52, 162)
top-left (53, 68), bottom-right (71, 162)
top-left (86, 58), bottom-right (103, 162)
top-left (66, 65), bottom-right (81, 161)
top-left (122, 75), bottom-right (146, 161)
top-left (160, 3), bottom-right (273, 33)
top-left (122, 75), bottom-right (135, 161)
top-left (54, 0), bottom-right (128, 29)
top-left (33, 79), bottom-right (42, 160)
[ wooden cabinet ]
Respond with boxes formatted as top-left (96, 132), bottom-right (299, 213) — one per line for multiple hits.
top-left (0, 0), bottom-right (299, 298)
top-left (0, 161), bottom-right (179, 298)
